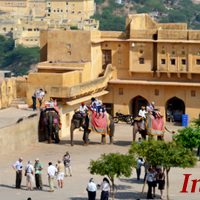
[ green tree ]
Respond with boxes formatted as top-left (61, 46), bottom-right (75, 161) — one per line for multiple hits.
top-left (88, 153), bottom-right (136, 200)
top-left (173, 127), bottom-right (200, 151)
top-left (129, 141), bottom-right (197, 200)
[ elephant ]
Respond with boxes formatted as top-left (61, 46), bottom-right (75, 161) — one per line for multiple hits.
top-left (70, 111), bottom-right (115, 146)
top-left (39, 108), bottom-right (61, 143)
top-left (132, 114), bottom-right (165, 141)
top-left (132, 119), bottom-right (147, 141)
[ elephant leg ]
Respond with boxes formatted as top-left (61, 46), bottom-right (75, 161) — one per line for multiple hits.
top-left (54, 127), bottom-right (60, 143)
top-left (47, 125), bottom-right (52, 144)
top-left (101, 134), bottom-right (106, 144)
top-left (133, 126), bottom-right (137, 141)
top-left (157, 135), bottom-right (163, 141)
top-left (70, 123), bottom-right (75, 146)
top-left (141, 130), bottom-right (147, 141)
top-left (109, 136), bottom-right (113, 144)
top-left (83, 129), bottom-right (89, 145)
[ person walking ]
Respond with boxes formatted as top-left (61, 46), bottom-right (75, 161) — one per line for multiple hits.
top-left (32, 90), bottom-right (37, 111)
top-left (25, 161), bottom-right (34, 190)
top-left (136, 157), bottom-right (144, 180)
top-left (146, 167), bottom-right (155, 199)
top-left (47, 162), bottom-right (57, 192)
top-left (86, 178), bottom-right (97, 200)
top-left (56, 160), bottom-right (65, 188)
top-left (12, 157), bottom-right (23, 189)
top-left (34, 158), bottom-right (43, 190)
top-left (63, 152), bottom-right (72, 177)
top-left (100, 177), bottom-right (110, 200)
top-left (157, 168), bottom-right (165, 199)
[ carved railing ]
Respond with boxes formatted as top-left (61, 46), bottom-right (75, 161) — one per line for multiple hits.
top-left (50, 64), bottom-right (114, 99)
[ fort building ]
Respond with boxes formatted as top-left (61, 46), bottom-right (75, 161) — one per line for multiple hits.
top-left (0, 0), bottom-right (98, 47)
top-left (23, 13), bottom-right (200, 137)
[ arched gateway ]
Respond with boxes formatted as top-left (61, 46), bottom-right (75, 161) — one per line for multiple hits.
top-left (166, 97), bottom-right (185, 122)
top-left (130, 96), bottom-right (148, 117)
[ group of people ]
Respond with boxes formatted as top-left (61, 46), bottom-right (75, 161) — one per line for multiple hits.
top-left (86, 177), bottom-right (110, 200)
top-left (12, 157), bottom-right (43, 191)
top-left (79, 97), bottom-right (106, 117)
top-left (135, 157), bottom-right (165, 199)
top-left (12, 152), bottom-right (72, 192)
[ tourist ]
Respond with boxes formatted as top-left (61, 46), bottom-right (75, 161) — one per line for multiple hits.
top-left (138, 106), bottom-right (147, 128)
top-left (12, 157), bottom-right (23, 189)
top-left (152, 167), bottom-right (158, 198)
top-left (34, 158), bottom-right (43, 190)
top-left (37, 89), bottom-right (46, 108)
top-left (32, 90), bottom-right (37, 111)
top-left (136, 157), bottom-right (144, 180)
top-left (100, 177), bottom-right (110, 200)
top-left (146, 167), bottom-right (155, 199)
top-left (63, 152), bottom-right (72, 177)
top-left (86, 178), bottom-right (97, 200)
top-left (157, 168), bottom-right (165, 199)
top-left (25, 161), bottom-right (34, 190)
top-left (138, 106), bottom-right (147, 119)
top-left (79, 102), bottom-right (88, 116)
top-left (56, 160), bottom-right (65, 188)
top-left (47, 162), bottom-right (57, 192)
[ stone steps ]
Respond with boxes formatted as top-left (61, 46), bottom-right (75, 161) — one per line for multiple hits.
top-left (9, 98), bottom-right (29, 109)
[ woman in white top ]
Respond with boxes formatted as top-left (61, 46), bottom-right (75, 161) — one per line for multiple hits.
top-left (86, 178), bottom-right (97, 200)
top-left (100, 177), bottom-right (110, 200)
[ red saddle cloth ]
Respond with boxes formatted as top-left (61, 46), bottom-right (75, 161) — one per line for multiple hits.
top-left (89, 111), bottom-right (108, 134)
top-left (147, 115), bottom-right (164, 136)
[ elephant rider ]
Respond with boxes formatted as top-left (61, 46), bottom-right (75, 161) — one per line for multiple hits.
top-left (138, 106), bottom-right (147, 129)
top-left (147, 101), bottom-right (162, 118)
top-left (79, 102), bottom-right (88, 117)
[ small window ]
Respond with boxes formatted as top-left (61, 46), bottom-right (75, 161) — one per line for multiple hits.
top-left (196, 59), bottom-right (200, 65)
top-left (170, 59), bottom-right (176, 65)
top-left (191, 90), bottom-right (196, 97)
top-left (139, 50), bottom-right (143, 54)
top-left (119, 88), bottom-right (123, 95)
top-left (161, 50), bottom-right (165, 54)
top-left (171, 51), bottom-right (175, 55)
top-left (67, 51), bottom-right (71, 55)
top-left (139, 58), bottom-right (144, 64)
top-left (182, 51), bottom-right (185, 55)
top-left (154, 89), bottom-right (159, 96)
top-left (181, 59), bottom-right (186, 65)
top-left (161, 59), bottom-right (166, 65)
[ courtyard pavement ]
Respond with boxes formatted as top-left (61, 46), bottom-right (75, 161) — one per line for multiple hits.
top-left (0, 122), bottom-right (199, 200)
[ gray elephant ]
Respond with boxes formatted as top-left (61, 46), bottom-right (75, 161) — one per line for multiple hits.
top-left (132, 114), bottom-right (165, 141)
top-left (39, 108), bottom-right (60, 143)
top-left (70, 111), bottom-right (115, 146)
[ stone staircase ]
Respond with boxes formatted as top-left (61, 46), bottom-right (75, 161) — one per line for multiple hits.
top-left (9, 98), bottom-right (29, 109)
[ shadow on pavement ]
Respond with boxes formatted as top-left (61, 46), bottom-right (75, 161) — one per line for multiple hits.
top-left (70, 198), bottom-right (88, 200)
top-left (115, 184), bottom-right (132, 190)
top-left (114, 191), bottom-right (144, 199)
top-left (119, 178), bottom-right (145, 185)
top-left (113, 140), bottom-right (132, 146)
top-left (0, 184), bottom-right (27, 190)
